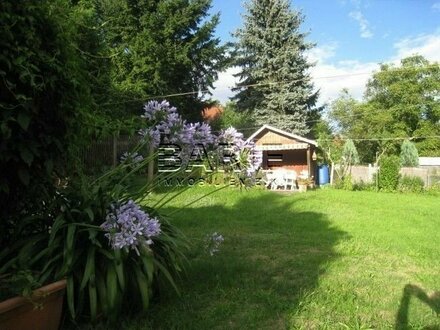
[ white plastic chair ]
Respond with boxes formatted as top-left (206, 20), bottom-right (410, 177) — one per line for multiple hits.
top-left (283, 170), bottom-right (297, 190)
top-left (269, 170), bottom-right (285, 190)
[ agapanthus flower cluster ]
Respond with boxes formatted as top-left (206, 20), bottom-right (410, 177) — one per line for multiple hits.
top-left (139, 100), bottom-right (184, 147)
top-left (178, 122), bottom-right (215, 146)
top-left (120, 152), bottom-right (144, 164)
top-left (101, 200), bottom-right (161, 254)
top-left (204, 232), bottom-right (224, 256)
top-left (218, 127), bottom-right (245, 146)
top-left (141, 100), bottom-right (177, 122)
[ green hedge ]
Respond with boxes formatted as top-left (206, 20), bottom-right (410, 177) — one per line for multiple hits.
top-left (378, 155), bottom-right (400, 191)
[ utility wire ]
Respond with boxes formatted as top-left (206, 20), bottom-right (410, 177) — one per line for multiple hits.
top-left (100, 63), bottom-right (440, 106)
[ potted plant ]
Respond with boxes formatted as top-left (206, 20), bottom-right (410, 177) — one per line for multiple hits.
top-left (297, 177), bottom-right (313, 192)
top-left (0, 271), bottom-right (66, 330)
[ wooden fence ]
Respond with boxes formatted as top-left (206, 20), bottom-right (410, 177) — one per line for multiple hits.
top-left (346, 165), bottom-right (440, 187)
top-left (79, 134), bottom-right (143, 171)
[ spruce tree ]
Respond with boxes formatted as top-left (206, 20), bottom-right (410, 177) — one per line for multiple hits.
top-left (233, 0), bottom-right (319, 135)
top-left (400, 139), bottom-right (419, 167)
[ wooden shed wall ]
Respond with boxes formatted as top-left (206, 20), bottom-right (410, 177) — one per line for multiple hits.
top-left (264, 150), bottom-right (309, 172)
top-left (255, 131), bottom-right (303, 146)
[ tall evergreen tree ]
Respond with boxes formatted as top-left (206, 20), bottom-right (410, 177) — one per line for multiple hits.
top-left (232, 0), bottom-right (319, 135)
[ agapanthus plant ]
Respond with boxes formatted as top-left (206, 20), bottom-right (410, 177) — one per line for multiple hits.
top-left (139, 101), bottom-right (262, 184)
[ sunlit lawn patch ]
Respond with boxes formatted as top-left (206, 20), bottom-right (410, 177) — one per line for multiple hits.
top-left (123, 188), bottom-right (439, 329)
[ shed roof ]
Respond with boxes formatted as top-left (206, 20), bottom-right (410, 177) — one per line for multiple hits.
top-left (246, 124), bottom-right (318, 147)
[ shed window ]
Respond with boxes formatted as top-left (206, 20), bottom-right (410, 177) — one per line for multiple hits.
top-left (267, 153), bottom-right (283, 162)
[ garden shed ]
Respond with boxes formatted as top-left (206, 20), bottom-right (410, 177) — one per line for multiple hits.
top-left (247, 124), bottom-right (318, 179)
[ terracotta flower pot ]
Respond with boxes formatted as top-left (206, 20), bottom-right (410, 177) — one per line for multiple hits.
top-left (0, 279), bottom-right (66, 330)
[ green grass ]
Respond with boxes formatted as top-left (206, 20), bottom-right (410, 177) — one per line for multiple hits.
top-left (128, 187), bottom-right (439, 329)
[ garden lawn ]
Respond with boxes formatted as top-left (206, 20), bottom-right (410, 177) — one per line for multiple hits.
top-left (130, 187), bottom-right (439, 329)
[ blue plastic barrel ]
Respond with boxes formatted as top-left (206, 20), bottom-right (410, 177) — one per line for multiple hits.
top-left (318, 165), bottom-right (330, 186)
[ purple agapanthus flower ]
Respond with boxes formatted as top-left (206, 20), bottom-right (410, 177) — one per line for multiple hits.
top-left (120, 152), bottom-right (144, 164)
top-left (205, 232), bottom-right (224, 256)
top-left (101, 200), bottom-right (161, 254)
top-left (139, 100), bottom-right (185, 147)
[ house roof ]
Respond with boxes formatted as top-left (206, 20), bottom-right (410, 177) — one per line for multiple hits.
top-left (202, 105), bottom-right (223, 122)
top-left (246, 124), bottom-right (318, 147)
top-left (419, 157), bottom-right (440, 166)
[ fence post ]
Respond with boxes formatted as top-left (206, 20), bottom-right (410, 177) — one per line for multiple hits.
top-left (147, 142), bottom-right (155, 183)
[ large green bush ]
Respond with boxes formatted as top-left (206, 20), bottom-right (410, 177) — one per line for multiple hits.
top-left (378, 155), bottom-right (401, 191)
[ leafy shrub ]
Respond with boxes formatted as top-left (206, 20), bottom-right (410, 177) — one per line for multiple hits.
top-left (333, 175), bottom-right (353, 190)
top-left (352, 180), bottom-right (376, 191)
top-left (378, 155), bottom-right (401, 191)
top-left (398, 176), bottom-right (425, 193)
top-left (426, 182), bottom-right (440, 196)
top-left (342, 175), bottom-right (354, 191)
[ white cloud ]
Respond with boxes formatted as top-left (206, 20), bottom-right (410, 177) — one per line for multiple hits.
top-left (307, 42), bottom-right (338, 63)
top-left (309, 46), bottom-right (378, 104)
top-left (349, 10), bottom-right (374, 39)
top-left (393, 32), bottom-right (440, 62)
top-left (210, 31), bottom-right (440, 106)
top-left (432, 2), bottom-right (440, 12)
top-left (208, 67), bottom-right (241, 103)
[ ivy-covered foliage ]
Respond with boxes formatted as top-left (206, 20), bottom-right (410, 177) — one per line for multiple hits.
top-left (0, 0), bottom-right (93, 244)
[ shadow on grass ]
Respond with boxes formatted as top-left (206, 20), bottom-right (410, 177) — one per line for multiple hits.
top-left (132, 191), bottom-right (349, 329)
top-left (395, 284), bottom-right (440, 330)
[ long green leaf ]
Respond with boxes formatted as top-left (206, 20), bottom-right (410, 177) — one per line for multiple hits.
top-left (67, 275), bottom-right (75, 319)
top-left (114, 255), bottom-right (125, 291)
top-left (17, 234), bottom-right (46, 266)
top-left (29, 246), bottom-right (50, 267)
top-left (98, 248), bottom-right (114, 260)
top-left (65, 224), bottom-right (76, 270)
top-left (134, 266), bottom-right (150, 311)
top-left (96, 272), bottom-right (108, 316)
top-left (80, 246), bottom-right (95, 290)
top-left (84, 207), bottom-right (94, 222)
top-left (88, 279), bottom-right (97, 321)
top-left (153, 258), bottom-right (180, 295)
top-left (106, 265), bottom-right (118, 312)
top-left (48, 214), bottom-right (65, 248)
top-left (140, 254), bottom-right (155, 284)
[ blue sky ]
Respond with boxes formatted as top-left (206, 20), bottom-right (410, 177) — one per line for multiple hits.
top-left (208, 0), bottom-right (440, 104)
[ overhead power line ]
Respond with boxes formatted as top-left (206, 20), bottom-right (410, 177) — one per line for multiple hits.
top-left (101, 63), bottom-right (440, 106)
